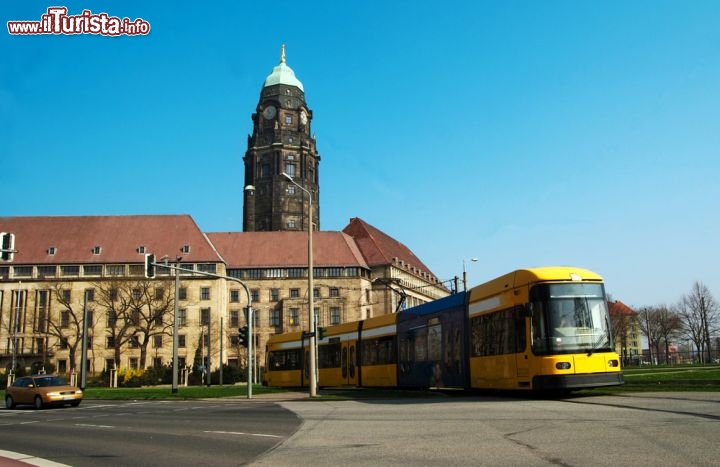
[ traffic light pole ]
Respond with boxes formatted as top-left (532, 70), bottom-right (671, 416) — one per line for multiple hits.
top-left (145, 257), bottom-right (254, 399)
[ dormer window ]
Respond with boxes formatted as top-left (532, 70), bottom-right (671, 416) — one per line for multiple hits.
top-left (92, 246), bottom-right (102, 255)
top-left (48, 247), bottom-right (57, 255)
top-left (181, 245), bottom-right (190, 254)
top-left (137, 246), bottom-right (146, 254)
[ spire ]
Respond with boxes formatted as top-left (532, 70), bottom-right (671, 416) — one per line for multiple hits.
top-left (280, 44), bottom-right (286, 64)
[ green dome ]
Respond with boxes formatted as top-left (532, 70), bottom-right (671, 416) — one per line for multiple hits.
top-left (263, 45), bottom-right (304, 92)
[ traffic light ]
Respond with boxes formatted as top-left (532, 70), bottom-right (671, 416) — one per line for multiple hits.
top-left (317, 327), bottom-right (326, 340)
top-left (0, 232), bottom-right (15, 262)
top-left (238, 326), bottom-right (249, 348)
top-left (144, 253), bottom-right (156, 278)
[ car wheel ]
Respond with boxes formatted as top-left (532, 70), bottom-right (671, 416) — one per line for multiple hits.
top-left (33, 396), bottom-right (44, 410)
top-left (70, 401), bottom-right (81, 407)
top-left (5, 395), bottom-right (15, 410)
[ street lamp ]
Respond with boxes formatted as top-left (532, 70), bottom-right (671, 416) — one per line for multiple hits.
top-left (462, 258), bottom-right (478, 292)
top-left (281, 172), bottom-right (317, 398)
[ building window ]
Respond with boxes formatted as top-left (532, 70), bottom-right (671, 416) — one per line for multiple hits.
top-left (288, 185), bottom-right (296, 195)
top-left (60, 311), bottom-right (70, 328)
top-left (329, 288), bottom-right (340, 297)
top-left (129, 358), bottom-right (139, 370)
top-left (129, 336), bottom-right (140, 348)
top-left (230, 290), bottom-right (240, 303)
top-left (106, 336), bottom-right (115, 348)
top-left (130, 310), bottom-right (140, 326)
top-left (179, 287), bottom-right (187, 300)
top-left (270, 310), bottom-right (281, 327)
top-left (203, 334), bottom-right (210, 347)
top-left (132, 288), bottom-right (141, 300)
top-left (230, 310), bottom-right (240, 328)
top-left (83, 265), bottom-right (102, 276)
top-left (285, 163), bottom-right (296, 177)
top-left (270, 289), bottom-right (279, 301)
top-left (92, 246), bottom-right (102, 255)
top-left (48, 247), bottom-right (57, 255)
top-left (178, 335), bottom-right (186, 348)
top-left (155, 288), bottom-right (165, 300)
top-left (288, 268), bottom-right (304, 278)
top-left (201, 287), bottom-right (210, 300)
top-left (105, 265), bottom-right (123, 276)
top-left (313, 288), bottom-right (320, 299)
top-left (85, 289), bottom-right (95, 301)
top-left (290, 288), bottom-right (300, 299)
top-left (251, 289), bottom-right (259, 302)
top-left (288, 219), bottom-right (296, 229)
top-left (153, 357), bottom-right (163, 369)
top-left (289, 308), bottom-right (300, 326)
top-left (107, 310), bottom-right (116, 328)
top-left (330, 307), bottom-right (341, 325)
top-left (261, 163), bottom-right (271, 178)
top-left (110, 288), bottom-right (118, 301)
top-left (285, 115), bottom-right (292, 124)
top-left (60, 337), bottom-right (69, 349)
top-left (61, 265), bottom-right (80, 276)
top-left (197, 263), bottom-right (216, 274)
top-left (178, 309), bottom-right (187, 326)
top-left (57, 359), bottom-right (67, 373)
top-left (181, 245), bottom-right (191, 254)
top-left (37, 265), bottom-right (56, 277)
top-left (153, 335), bottom-right (163, 348)
top-left (200, 308), bottom-right (210, 325)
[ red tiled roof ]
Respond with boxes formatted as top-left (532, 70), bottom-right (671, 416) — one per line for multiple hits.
top-left (342, 217), bottom-right (439, 281)
top-left (0, 215), bottom-right (222, 264)
top-left (609, 300), bottom-right (635, 316)
top-left (206, 231), bottom-right (369, 269)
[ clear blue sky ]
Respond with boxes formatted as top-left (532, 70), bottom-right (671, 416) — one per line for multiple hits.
top-left (2, 1), bottom-right (719, 309)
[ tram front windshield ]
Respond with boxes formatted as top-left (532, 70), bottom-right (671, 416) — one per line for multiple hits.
top-left (530, 283), bottom-right (612, 355)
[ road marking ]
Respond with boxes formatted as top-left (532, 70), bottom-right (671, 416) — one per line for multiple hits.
top-left (75, 423), bottom-right (114, 429)
top-left (203, 430), bottom-right (281, 439)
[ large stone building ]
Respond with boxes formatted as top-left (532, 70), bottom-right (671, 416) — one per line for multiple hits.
top-left (0, 49), bottom-right (449, 379)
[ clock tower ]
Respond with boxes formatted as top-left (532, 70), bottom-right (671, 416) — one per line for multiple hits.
top-left (243, 46), bottom-right (320, 232)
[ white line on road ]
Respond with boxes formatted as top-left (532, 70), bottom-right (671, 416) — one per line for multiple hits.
top-left (204, 430), bottom-right (281, 438)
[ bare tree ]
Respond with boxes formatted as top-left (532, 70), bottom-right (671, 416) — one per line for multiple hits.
top-left (47, 284), bottom-right (95, 372)
top-left (93, 279), bottom-right (136, 368)
top-left (93, 278), bottom-right (175, 369)
top-left (638, 306), bottom-right (662, 365)
top-left (678, 282), bottom-right (718, 363)
top-left (609, 301), bottom-right (634, 365)
top-left (654, 305), bottom-right (683, 364)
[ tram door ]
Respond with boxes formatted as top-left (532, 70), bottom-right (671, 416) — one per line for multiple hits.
top-left (340, 341), bottom-right (357, 386)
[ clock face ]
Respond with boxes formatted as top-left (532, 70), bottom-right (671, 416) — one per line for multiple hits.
top-left (300, 110), bottom-right (308, 125)
top-left (263, 105), bottom-right (276, 120)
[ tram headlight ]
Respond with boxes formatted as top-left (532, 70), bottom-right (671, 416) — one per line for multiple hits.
top-left (607, 359), bottom-right (619, 368)
top-left (555, 362), bottom-right (571, 370)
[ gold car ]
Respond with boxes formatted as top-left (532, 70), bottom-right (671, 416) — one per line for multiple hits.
top-left (5, 375), bottom-right (83, 409)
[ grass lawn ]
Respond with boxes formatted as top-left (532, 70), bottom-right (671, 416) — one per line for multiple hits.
top-left (65, 365), bottom-right (720, 401)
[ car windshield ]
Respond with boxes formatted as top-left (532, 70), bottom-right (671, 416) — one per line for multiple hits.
top-left (33, 376), bottom-right (68, 387)
top-left (530, 283), bottom-right (613, 355)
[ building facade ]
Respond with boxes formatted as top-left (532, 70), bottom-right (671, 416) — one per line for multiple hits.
top-left (243, 46), bottom-right (320, 233)
top-left (0, 49), bottom-right (450, 380)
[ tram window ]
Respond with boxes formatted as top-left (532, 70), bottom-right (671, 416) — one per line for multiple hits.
top-left (470, 308), bottom-right (522, 357)
top-left (361, 336), bottom-right (396, 365)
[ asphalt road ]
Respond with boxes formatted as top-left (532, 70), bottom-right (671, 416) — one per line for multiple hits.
top-left (255, 391), bottom-right (720, 466)
top-left (0, 398), bottom-right (301, 466)
top-left (2, 392), bottom-right (719, 466)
